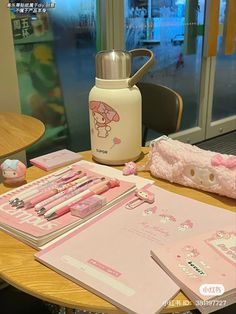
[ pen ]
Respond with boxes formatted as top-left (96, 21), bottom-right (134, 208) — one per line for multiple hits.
top-left (23, 172), bottom-right (86, 209)
top-left (9, 166), bottom-right (74, 205)
top-left (44, 177), bottom-right (107, 218)
top-left (47, 178), bottom-right (120, 220)
top-left (35, 176), bottom-right (89, 211)
top-left (37, 177), bottom-right (99, 216)
top-left (11, 170), bottom-right (84, 208)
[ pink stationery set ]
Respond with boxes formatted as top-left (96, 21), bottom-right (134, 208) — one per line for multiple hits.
top-left (30, 149), bottom-right (83, 171)
top-left (0, 161), bottom-right (145, 248)
top-left (35, 184), bottom-right (235, 314)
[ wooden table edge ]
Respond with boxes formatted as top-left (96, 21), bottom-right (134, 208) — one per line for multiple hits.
top-left (0, 113), bottom-right (45, 158)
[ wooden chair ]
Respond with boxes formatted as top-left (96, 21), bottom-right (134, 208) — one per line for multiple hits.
top-left (136, 82), bottom-right (183, 146)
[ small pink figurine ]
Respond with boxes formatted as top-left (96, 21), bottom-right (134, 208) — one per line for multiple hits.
top-left (122, 161), bottom-right (137, 175)
top-left (1, 159), bottom-right (26, 186)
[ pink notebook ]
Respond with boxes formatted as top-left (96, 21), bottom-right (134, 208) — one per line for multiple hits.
top-left (0, 164), bottom-right (135, 249)
top-left (35, 190), bottom-right (179, 314)
top-left (35, 185), bottom-right (235, 314)
top-left (30, 149), bottom-right (83, 171)
top-left (151, 226), bottom-right (236, 313)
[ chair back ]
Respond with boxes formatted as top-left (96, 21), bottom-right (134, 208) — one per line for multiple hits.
top-left (136, 82), bottom-right (183, 145)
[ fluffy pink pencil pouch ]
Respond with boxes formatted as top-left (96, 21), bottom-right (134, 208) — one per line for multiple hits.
top-left (147, 136), bottom-right (236, 199)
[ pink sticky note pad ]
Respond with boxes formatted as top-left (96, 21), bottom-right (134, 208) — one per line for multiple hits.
top-left (30, 149), bottom-right (83, 171)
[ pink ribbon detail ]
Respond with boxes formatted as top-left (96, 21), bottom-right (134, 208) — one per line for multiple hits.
top-left (211, 154), bottom-right (236, 169)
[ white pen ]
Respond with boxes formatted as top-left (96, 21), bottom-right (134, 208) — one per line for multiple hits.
top-left (44, 177), bottom-right (105, 218)
top-left (9, 166), bottom-right (73, 203)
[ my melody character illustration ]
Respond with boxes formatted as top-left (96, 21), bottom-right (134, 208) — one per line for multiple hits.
top-left (89, 101), bottom-right (120, 138)
top-left (178, 219), bottom-right (193, 232)
top-left (159, 213), bottom-right (176, 224)
top-left (183, 245), bottom-right (200, 258)
top-left (125, 189), bottom-right (155, 209)
top-left (143, 206), bottom-right (157, 216)
top-left (215, 230), bottom-right (232, 239)
top-left (0, 159), bottom-right (26, 185)
top-left (122, 161), bottom-right (137, 175)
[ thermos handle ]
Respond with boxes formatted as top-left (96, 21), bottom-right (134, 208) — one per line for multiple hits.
top-left (128, 49), bottom-right (155, 87)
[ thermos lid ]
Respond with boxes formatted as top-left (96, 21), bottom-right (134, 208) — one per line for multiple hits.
top-left (96, 50), bottom-right (131, 80)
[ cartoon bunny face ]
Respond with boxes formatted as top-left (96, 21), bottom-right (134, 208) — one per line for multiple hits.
top-left (93, 112), bottom-right (106, 124)
top-left (183, 165), bottom-right (218, 188)
top-left (89, 101), bottom-right (120, 138)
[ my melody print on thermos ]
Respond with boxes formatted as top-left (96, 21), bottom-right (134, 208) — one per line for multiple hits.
top-left (89, 49), bottom-right (154, 165)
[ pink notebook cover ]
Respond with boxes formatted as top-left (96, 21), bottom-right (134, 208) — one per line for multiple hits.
top-left (30, 149), bottom-right (83, 171)
top-left (35, 185), bottom-right (235, 314)
top-left (35, 189), bottom-right (179, 314)
top-left (0, 164), bottom-right (135, 247)
top-left (151, 226), bottom-right (236, 306)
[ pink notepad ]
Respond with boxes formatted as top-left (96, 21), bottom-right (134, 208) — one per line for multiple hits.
top-left (30, 149), bottom-right (83, 171)
top-left (151, 226), bottom-right (236, 314)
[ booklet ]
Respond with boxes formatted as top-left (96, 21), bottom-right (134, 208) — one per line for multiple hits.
top-left (35, 185), bottom-right (235, 314)
top-left (151, 226), bottom-right (236, 314)
top-left (0, 161), bottom-right (153, 249)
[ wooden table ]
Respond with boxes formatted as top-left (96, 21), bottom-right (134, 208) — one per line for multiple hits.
top-left (0, 112), bottom-right (45, 158)
top-left (0, 150), bottom-right (235, 314)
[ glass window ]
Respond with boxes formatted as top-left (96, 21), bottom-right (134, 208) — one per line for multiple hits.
top-left (10, 0), bottom-right (97, 161)
top-left (125, 0), bottom-right (205, 139)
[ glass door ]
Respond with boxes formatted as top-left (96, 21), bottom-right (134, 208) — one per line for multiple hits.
top-left (124, 0), bottom-right (207, 143)
top-left (121, 0), bottom-right (236, 144)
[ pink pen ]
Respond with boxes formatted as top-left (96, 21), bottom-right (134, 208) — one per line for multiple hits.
top-left (23, 172), bottom-right (86, 209)
top-left (37, 177), bottom-right (103, 215)
top-left (15, 170), bottom-right (85, 209)
top-left (47, 179), bottom-right (120, 220)
top-left (44, 177), bottom-right (107, 218)
top-left (34, 176), bottom-right (89, 211)
top-left (9, 166), bottom-right (74, 204)
top-left (57, 169), bottom-right (85, 184)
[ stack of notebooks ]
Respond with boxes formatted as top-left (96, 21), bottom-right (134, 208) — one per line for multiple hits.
top-left (35, 184), bottom-right (236, 314)
top-left (0, 160), bottom-right (152, 249)
top-left (151, 225), bottom-right (236, 313)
